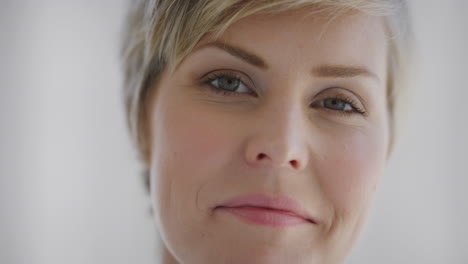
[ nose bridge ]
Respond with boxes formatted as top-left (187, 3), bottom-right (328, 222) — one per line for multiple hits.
top-left (266, 96), bottom-right (303, 140)
top-left (245, 94), bottom-right (309, 171)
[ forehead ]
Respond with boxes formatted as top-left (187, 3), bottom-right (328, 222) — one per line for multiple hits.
top-left (196, 7), bottom-right (388, 83)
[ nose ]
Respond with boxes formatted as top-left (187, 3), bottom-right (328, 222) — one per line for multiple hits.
top-left (244, 103), bottom-right (309, 171)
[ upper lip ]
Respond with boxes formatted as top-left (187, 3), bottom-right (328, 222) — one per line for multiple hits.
top-left (216, 193), bottom-right (317, 224)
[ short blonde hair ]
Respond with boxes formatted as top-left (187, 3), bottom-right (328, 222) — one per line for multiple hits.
top-left (121, 0), bottom-right (412, 186)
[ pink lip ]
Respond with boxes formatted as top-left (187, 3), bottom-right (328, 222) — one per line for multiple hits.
top-left (215, 194), bottom-right (316, 227)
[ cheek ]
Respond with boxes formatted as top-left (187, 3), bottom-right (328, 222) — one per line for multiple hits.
top-left (164, 109), bottom-right (234, 171)
top-left (148, 98), bottom-right (239, 255)
top-left (317, 127), bottom-right (386, 215)
top-left (150, 100), bottom-right (235, 214)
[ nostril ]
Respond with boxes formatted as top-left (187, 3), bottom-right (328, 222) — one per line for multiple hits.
top-left (257, 153), bottom-right (267, 160)
top-left (290, 160), bottom-right (298, 169)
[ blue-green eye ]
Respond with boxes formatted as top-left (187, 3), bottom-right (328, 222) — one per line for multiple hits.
top-left (323, 98), bottom-right (354, 111)
top-left (209, 76), bottom-right (250, 93)
top-left (315, 95), bottom-right (366, 115)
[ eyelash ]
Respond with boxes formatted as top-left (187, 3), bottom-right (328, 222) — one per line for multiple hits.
top-left (203, 71), bottom-right (256, 97)
top-left (201, 72), bottom-right (367, 116)
top-left (316, 94), bottom-right (367, 117)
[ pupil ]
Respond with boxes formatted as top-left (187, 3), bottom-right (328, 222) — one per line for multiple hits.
top-left (325, 98), bottom-right (346, 110)
top-left (220, 77), bottom-right (239, 91)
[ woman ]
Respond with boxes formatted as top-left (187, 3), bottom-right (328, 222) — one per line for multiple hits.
top-left (120, 0), bottom-right (411, 263)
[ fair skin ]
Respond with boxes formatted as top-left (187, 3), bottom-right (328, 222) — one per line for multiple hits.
top-left (147, 7), bottom-right (389, 264)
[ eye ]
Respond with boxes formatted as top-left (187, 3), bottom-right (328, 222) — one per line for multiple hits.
top-left (312, 93), bottom-right (366, 116)
top-left (210, 76), bottom-right (250, 93)
top-left (201, 71), bottom-right (257, 97)
top-left (323, 98), bottom-right (354, 111)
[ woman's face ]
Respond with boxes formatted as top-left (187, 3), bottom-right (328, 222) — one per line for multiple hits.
top-left (147, 8), bottom-right (389, 264)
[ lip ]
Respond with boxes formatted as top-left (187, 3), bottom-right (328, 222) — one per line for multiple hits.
top-left (215, 194), bottom-right (317, 227)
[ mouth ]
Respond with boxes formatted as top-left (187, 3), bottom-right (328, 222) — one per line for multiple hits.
top-left (215, 194), bottom-right (317, 228)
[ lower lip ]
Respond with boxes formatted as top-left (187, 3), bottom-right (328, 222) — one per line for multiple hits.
top-left (217, 206), bottom-right (310, 227)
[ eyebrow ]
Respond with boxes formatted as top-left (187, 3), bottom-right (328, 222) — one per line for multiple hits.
top-left (197, 41), bottom-right (379, 82)
top-left (198, 41), bottom-right (268, 69)
top-left (312, 65), bottom-right (379, 81)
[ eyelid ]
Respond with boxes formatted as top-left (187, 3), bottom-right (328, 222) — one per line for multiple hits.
top-left (315, 88), bottom-right (366, 108)
top-left (312, 88), bottom-right (368, 116)
top-left (198, 69), bottom-right (257, 90)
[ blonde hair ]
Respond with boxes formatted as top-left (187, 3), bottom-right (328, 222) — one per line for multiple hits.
top-left (121, 0), bottom-right (412, 187)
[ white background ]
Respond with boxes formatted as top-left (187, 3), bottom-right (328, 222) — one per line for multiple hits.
top-left (1, 1), bottom-right (467, 263)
